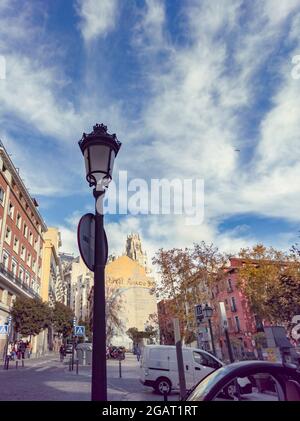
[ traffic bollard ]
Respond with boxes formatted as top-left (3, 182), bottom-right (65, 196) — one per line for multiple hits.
top-left (119, 360), bottom-right (121, 378)
top-left (16, 360), bottom-right (18, 369)
top-left (76, 359), bottom-right (79, 375)
top-left (163, 391), bottom-right (168, 402)
top-left (22, 359), bottom-right (24, 368)
top-left (69, 357), bottom-right (72, 371)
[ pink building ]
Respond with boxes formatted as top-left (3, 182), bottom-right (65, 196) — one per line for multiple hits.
top-left (212, 258), bottom-right (262, 360)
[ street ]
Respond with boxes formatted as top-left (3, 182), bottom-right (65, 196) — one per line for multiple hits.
top-left (0, 353), bottom-right (179, 401)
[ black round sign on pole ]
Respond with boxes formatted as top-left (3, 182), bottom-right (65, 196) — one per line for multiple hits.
top-left (77, 213), bottom-right (108, 271)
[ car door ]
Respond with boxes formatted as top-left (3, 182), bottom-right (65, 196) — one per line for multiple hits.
top-left (182, 350), bottom-right (196, 389)
top-left (192, 351), bottom-right (219, 384)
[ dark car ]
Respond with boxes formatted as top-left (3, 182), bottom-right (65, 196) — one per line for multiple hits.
top-left (185, 361), bottom-right (300, 401)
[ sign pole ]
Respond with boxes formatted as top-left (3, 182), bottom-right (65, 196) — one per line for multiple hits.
top-left (91, 190), bottom-right (107, 401)
top-left (173, 318), bottom-right (186, 399)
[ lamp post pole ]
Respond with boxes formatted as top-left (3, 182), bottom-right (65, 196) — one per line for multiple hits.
top-left (78, 123), bottom-right (121, 402)
top-left (92, 190), bottom-right (107, 401)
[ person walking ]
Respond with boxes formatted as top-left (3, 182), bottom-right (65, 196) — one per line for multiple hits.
top-left (26, 341), bottom-right (32, 358)
top-left (59, 345), bottom-right (65, 362)
top-left (19, 340), bottom-right (26, 359)
top-left (136, 345), bottom-right (141, 362)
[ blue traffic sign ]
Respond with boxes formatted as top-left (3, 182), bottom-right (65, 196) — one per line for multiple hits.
top-left (0, 325), bottom-right (8, 335)
top-left (74, 326), bottom-right (85, 336)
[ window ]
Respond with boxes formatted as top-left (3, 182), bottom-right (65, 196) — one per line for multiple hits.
top-left (11, 259), bottom-right (17, 277)
top-left (235, 316), bottom-right (241, 332)
top-left (21, 245), bottom-right (26, 260)
top-left (23, 223), bottom-right (28, 238)
top-left (27, 253), bottom-right (31, 267)
top-left (0, 187), bottom-right (4, 205)
top-left (13, 236), bottom-right (19, 253)
top-left (25, 272), bottom-right (30, 286)
top-left (5, 226), bottom-right (12, 244)
top-left (227, 278), bottom-right (233, 292)
top-left (29, 231), bottom-right (33, 245)
top-left (32, 259), bottom-right (36, 270)
top-left (0, 287), bottom-right (3, 302)
top-left (231, 297), bottom-right (237, 312)
top-left (2, 251), bottom-right (9, 269)
top-left (7, 292), bottom-right (13, 307)
top-left (16, 213), bottom-right (21, 229)
top-left (19, 267), bottom-right (24, 282)
top-left (8, 202), bottom-right (14, 219)
top-left (193, 351), bottom-right (220, 369)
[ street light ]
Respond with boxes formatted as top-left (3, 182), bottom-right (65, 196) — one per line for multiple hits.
top-left (79, 123), bottom-right (121, 401)
top-left (203, 303), bottom-right (216, 356)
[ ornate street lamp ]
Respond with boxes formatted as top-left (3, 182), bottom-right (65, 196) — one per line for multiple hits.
top-left (79, 123), bottom-right (121, 401)
top-left (203, 303), bottom-right (216, 356)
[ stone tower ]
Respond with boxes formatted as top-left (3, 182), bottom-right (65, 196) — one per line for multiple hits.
top-left (125, 233), bottom-right (149, 271)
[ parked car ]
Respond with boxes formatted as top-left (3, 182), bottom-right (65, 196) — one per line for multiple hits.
top-left (184, 361), bottom-right (300, 401)
top-left (139, 345), bottom-right (241, 396)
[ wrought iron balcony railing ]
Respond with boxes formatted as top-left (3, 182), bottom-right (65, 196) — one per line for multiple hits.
top-left (0, 263), bottom-right (40, 299)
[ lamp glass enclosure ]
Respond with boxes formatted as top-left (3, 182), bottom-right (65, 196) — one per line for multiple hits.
top-left (203, 304), bottom-right (213, 319)
top-left (84, 144), bottom-right (115, 186)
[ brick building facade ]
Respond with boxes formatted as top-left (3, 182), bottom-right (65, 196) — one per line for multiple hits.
top-left (0, 141), bottom-right (47, 356)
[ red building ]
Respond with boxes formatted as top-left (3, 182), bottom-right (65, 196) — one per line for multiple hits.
top-left (212, 257), bottom-right (262, 360)
top-left (0, 141), bottom-right (47, 356)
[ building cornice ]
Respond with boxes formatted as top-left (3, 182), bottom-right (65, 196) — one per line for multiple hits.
top-left (0, 142), bottom-right (47, 232)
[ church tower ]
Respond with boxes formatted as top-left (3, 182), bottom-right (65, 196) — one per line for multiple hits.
top-left (125, 233), bottom-right (149, 271)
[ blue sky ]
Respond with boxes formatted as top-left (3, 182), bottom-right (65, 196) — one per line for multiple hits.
top-left (0, 0), bottom-right (300, 260)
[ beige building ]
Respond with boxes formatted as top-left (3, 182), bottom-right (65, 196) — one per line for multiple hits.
top-left (88, 234), bottom-right (158, 349)
top-left (41, 227), bottom-right (65, 306)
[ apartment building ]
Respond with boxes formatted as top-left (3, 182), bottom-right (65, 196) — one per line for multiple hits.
top-left (0, 141), bottom-right (47, 356)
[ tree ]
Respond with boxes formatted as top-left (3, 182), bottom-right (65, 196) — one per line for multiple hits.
top-left (51, 301), bottom-right (74, 338)
top-left (153, 242), bottom-right (227, 343)
top-left (106, 287), bottom-right (125, 345)
top-left (126, 326), bottom-right (157, 346)
top-left (11, 296), bottom-right (51, 338)
top-left (237, 244), bottom-right (300, 324)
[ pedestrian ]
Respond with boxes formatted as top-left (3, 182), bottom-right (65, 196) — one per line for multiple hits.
top-left (136, 345), bottom-right (141, 362)
top-left (7, 342), bottom-right (13, 360)
top-left (19, 340), bottom-right (26, 359)
top-left (27, 341), bottom-right (32, 358)
top-left (59, 345), bottom-right (65, 362)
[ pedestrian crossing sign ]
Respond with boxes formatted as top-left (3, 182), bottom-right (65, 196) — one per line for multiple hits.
top-left (0, 324), bottom-right (8, 335)
top-left (75, 326), bottom-right (85, 336)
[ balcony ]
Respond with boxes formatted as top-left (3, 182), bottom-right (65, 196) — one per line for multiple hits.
top-left (0, 263), bottom-right (40, 299)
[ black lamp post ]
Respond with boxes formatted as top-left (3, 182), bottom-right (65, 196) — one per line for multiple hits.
top-left (203, 303), bottom-right (216, 356)
top-left (79, 123), bottom-right (121, 401)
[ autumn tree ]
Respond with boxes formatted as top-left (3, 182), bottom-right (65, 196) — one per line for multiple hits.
top-left (153, 242), bottom-right (227, 343)
top-left (11, 297), bottom-right (51, 339)
top-left (237, 244), bottom-right (300, 324)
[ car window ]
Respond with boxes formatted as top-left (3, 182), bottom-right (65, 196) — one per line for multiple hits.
top-left (193, 351), bottom-right (220, 369)
top-left (213, 373), bottom-right (284, 401)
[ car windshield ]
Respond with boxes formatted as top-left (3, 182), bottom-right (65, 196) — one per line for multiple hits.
top-left (187, 366), bottom-right (232, 401)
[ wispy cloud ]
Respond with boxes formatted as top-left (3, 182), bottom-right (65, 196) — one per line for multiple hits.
top-left (75, 0), bottom-right (119, 42)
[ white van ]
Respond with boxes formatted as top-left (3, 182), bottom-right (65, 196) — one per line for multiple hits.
top-left (140, 345), bottom-right (223, 395)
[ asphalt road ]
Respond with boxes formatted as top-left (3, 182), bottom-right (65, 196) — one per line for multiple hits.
top-left (0, 352), bottom-right (179, 401)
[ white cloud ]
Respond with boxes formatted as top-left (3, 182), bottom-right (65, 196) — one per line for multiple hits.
top-left (76, 0), bottom-right (119, 42)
